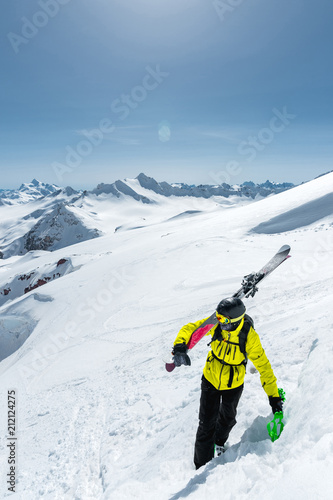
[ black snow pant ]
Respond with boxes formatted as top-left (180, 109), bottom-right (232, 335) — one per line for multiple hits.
top-left (194, 375), bottom-right (243, 470)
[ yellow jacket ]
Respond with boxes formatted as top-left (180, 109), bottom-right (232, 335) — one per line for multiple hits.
top-left (174, 317), bottom-right (279, 397)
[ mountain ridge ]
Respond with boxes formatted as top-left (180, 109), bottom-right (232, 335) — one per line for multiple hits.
top-left (0, 173), bottom-right (296, 205)
top-left (1, 172), bottom-right (330, 259)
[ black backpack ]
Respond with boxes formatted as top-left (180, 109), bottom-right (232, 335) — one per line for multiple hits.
top-left (239, 314), bottom-right (254, 355)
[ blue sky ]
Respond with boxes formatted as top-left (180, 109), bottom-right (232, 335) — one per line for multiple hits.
top-left (1, 0), bottom-right (333, 189)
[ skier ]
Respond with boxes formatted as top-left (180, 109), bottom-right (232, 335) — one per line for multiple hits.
top-left (172, 297), bottom-right (283, 470)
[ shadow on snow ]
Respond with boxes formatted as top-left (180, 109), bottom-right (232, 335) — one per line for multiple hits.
top-left (168, 414), bottom-right (273, 500)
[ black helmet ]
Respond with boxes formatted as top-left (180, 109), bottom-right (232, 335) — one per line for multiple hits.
top-left (217, 297), bottom-right (246, 318)
top-left (216, 297), bottom-right (246, 331)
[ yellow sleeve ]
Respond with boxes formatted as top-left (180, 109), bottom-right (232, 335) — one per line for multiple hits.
top-left (246, 327), bottom-right (280, 398)
top-left (173, 318), bottom-right (209, 346)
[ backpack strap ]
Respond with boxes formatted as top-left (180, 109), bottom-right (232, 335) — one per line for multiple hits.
top-left (207, 323), bottom-right (222, 346)
top-left (238, 314), bottom-right (254, 356)
top-left (208, 315), bottom-right (254, 353)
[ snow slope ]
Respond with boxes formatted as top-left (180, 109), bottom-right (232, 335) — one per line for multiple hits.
top-left (0, 172), bottom-right (332, 499)
top-left (252, 192), bottom-right (333, 233)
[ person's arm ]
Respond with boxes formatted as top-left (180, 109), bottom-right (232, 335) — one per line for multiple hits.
top-left (246, 327), bottom-right (283, 413)
top-left (172, 318), bottom-right (208, 367)
top-left (173, 318), bottom-right (208, 346)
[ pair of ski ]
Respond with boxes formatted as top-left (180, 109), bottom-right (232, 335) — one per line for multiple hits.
top-left (165, 244), bottom-right (291, 442)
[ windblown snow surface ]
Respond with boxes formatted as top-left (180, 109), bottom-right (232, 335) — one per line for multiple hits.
top-left (0, 172), bottom-right (333, 499)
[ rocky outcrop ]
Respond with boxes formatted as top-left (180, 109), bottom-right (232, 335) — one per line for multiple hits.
top-left (0, 258), bottom-right (73, 307)
top-left (1, 203), bottom-right (102, 258)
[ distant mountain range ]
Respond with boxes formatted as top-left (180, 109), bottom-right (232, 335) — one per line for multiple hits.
top-left (0, 174), bottom-right (295, 206)
top-left (0, 178), bottom-right (78, 205)
top-left (0, 170), bottom-right (332, 304)
top-left (0, 173), bottom-right (297, 259)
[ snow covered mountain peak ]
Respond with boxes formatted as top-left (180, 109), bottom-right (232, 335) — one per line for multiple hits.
top-left (0, 179), bottom-right (82, 206)
top-left (1, 202), bottom-right (102, 258)
top-left (18, 179), bottom-right (59, 197)
top-left (1, 179), bottom-right (59, 205)
top-left (90, 179), bottom-right (152, 204)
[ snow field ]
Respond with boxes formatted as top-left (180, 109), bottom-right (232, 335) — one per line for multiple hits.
top-left (0, 173), bottom-right (333, 499)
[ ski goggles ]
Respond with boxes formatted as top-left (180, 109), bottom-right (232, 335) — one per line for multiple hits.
top-left (216, 312), bottom-right (245, 324)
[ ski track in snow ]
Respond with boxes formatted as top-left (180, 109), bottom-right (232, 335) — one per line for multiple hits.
top-left (0, 173), bottom-right (333, 499)
top-left (10, 380), bottom-right (107, 500)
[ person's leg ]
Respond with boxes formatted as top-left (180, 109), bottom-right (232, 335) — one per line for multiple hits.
top-left (194, 376), bottom-right (221, 469)
top-left (215, 384), bottom-right (243, 446)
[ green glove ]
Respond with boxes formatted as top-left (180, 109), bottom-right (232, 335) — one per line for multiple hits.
top-left (267, 388), bottom-right (286, 442)
top-left (267, 411), bottom-right (284, 442)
